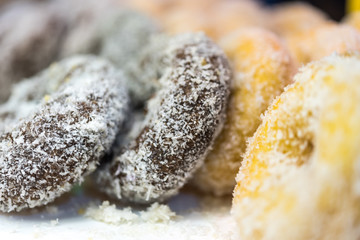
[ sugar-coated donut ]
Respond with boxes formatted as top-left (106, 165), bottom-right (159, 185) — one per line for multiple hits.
top-left (210, 0), bottom-right (266, 40)
top-left (269, 2), bottom-right (330, 37)
top-left (232, 54), bottom-right (360, 240)
top-left (192, 28), bottom-right (294, 196)
top-left (0, 1), bottom-right (66, 102)
top-left (286, 23), bottom-right (360, 64)
top-left (96, 33), bottom-right (232, 203)
top-left (0, 56), bottom-right (129, 212)
top-left (343, 12), bottom-right (360, 31)
top-left (159, 0), bottom-right (265, 41)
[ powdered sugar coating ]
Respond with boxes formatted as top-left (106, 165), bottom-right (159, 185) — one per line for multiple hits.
top-left (97, 33), bottom-right (231, 203)
top-left (232, 54), bottom-right (360, 239)
top-left (0, 56), bottom-right (129, 212)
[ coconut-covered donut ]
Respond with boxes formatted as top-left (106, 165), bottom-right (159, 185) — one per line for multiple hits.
top-left (192, 28), bottom-right (295, 196)
top-left (232, 54), bottom-right (360, 240)
top-left (0, 56), bottom-right (129, 212)
top-left (56, 4), bottom-right (160, 104)
top-left (96, 33), bottom-right (231, 203)
top-left (98, 10), bottom-right (160, 104)
top-left (55, 0), bottom-right (116, 58)
top-left (0, 1), bottom-right (66, 102)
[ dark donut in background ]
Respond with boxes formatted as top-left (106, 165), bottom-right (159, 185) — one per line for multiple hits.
top-left (0, 1), bottom-right (66, 103)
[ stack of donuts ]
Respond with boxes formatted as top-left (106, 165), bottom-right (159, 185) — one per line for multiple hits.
top-left (1, 0), bottom-right (360, 239)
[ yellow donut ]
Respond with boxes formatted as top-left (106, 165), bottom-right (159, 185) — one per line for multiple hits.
top-left (192, 28), bottom-right (295, 196)
top-left (269, 2), bottom-right (330, 37)
top-left (232, 53), bottom-right (360, 240)
top-left (286, 23), bottom-right (360, 65)
top-left (132, 0), bottom-right (266, 41)
top-left (210, 0), bottom-right (266, 39)
top-left (343, 12), bottom-right (360, 31)
top-left (162, 8), bottom-right (217, 40)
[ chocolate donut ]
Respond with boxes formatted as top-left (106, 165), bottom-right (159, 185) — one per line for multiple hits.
top-left (0, 1), bottom-right (66, 102)
top-left (97, 33), bottom-right (232, 203)
top-left (0, 56), bottom-right (129, 212)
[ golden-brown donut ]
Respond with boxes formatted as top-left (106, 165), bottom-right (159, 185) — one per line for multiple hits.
top-left (286, 23), bottom-right (360, 64)
top-left (192, 28), bottom-right (294, 196)
top-left (210, 0), bottom-right (266, 39)
top-left (269, 2), bottom-right (330, 37)
top-left (232, 53), bottom-right (360, 240)
top-left (343, 12), bottom-right (360, 30)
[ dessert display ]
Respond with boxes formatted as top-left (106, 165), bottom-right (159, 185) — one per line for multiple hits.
top-left (0, 0), bottom-right (360, 239)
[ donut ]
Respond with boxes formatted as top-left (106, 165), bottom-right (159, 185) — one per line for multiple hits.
top-left (0, 1), bottom-right (66, 102)
top-left (55, 0), bottom-right (115, 58)
top-left (56, 6), bottom-right (160, 104)
top-left (158, 8), bottom-right (217, 40)
top-left (96, 33), bottom-right (232, 203)
top-left (343, 12), bottom-right (360, 31)
top-left (232, 54), bottom-right (360, 240)
top-left (192, 28), bottom-right (295, 196)
top-left (210, 0), bottom-right (266, 40)
top-left (0, 56), bottom-right (129, 212)
top-left (269, 2), bottom-right (330, 37)
top-left (285, 23), bottom-right (360, 64)
top-left (160, 0), bottom-right (265, 41)
top-left (98, 10), bottom-right (159, 104)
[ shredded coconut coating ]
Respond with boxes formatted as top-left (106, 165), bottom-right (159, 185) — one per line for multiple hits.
top-left (286, 23), bottom-right (360, 64)
top-left (232, 54), bottom-right (360, 240)
top-left (85, 201), bottom-right (176, 224)
top-left (192, 28), bottom-right (295, 196)
top-left (0, 1), bottom-right (66, 102)
top-left (97, 33), bottom-right (231, 203)
top-left (0, 56), bottom-right (129, 212)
